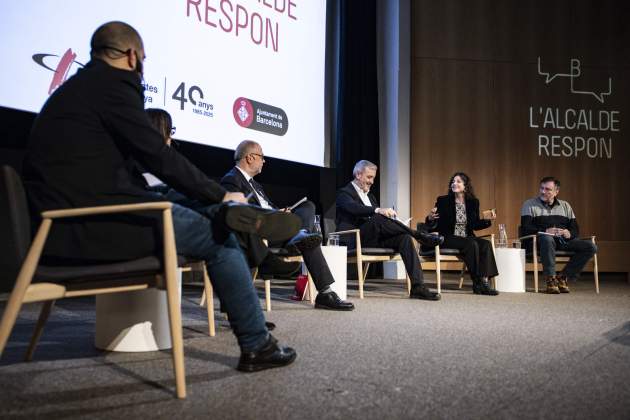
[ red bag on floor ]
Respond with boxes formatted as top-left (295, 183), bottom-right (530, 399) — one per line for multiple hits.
top-left (291, 274), bottom-right (309, 301)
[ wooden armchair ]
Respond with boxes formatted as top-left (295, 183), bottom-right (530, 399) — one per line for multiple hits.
top-left (0, 165), bottom-right (186, 398)
top-left (327, 224), bottom-right (410, 299)
top-left (518, 227), bottom-right (599, 293)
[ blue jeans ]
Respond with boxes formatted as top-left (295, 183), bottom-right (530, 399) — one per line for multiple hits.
top-left (171, 202), bottom-right (268, 352)
top-left (538, 234), bottom-right (597, 278)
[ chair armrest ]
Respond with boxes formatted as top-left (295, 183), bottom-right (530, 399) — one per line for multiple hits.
top-left (478, 233), bottom-right (494, 239)
top-left (329, 229), bottom-right (360, 236)
top-left (518, 234), bottom-right (537, 240)
top-left (41, 202), bottom-right (173, 219)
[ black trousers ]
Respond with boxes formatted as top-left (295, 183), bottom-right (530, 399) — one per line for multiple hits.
top-left (442, 235), bottom-right (498, 280)
top-left (237, 201), bottom-right (334, 291)
top-left (358, 214), bottom-right (425, 287)
top-left (291, 200), bottom-right (315, 231)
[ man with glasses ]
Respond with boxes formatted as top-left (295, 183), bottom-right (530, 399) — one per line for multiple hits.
top-left (23, 21), bottom-right (299, 371)
top-left (520, 176), bottom-right (597, 294)
top-left (221, 140), bottom-right (355, 311)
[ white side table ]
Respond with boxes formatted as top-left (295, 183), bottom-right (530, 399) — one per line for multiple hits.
top-left (94, 269), bottom-right (182, 352)
top-left (494, 248), bottom-right (526, 293)
top-left (306, 246), bottom-right (347, 300)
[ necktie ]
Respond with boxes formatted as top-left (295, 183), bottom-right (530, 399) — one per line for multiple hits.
top-left (249, 179), bottom-right (272, 209)
top-left (249, 178), bottom-right (263, 198)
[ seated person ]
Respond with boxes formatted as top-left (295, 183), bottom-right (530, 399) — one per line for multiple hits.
top-left (22, 21), bottom-right (296, 372)
top-left (425, 172), bottom-right (499, 295)
top-left (145, 108), bottom-right (280, 330)
top-left (221, 140), bottom-right (354, 311)
top-left (520, 176), bottom-right (597, 294)
top-left (336, 160), bottom-right (442, 301)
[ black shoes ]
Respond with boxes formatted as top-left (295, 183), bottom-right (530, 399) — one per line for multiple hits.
top-left (314, 291), bottom-right (355, 311)
top-left (285, 230), bottom-right (322, 253)
top-left (414, 230), bottom-right (444, 247)
top-left (472, 278), bottom-right (499, 296)
top-left (221, 203), bottom-right (301, 242)
top-left (409, 284), bottom-right (441, 301)
top-left (237, 334), bottom-right (297, 372)
top-left (258, 253), bottom-right (301, 278)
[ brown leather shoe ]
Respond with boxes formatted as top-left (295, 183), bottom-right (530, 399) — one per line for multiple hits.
top-left (556, 275), bottom-right (570, 293)
top-left (546, 276), bottom-right (560, 294)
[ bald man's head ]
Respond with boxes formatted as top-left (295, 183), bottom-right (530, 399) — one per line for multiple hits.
top-left (90, 21), bottom-right (145, 74)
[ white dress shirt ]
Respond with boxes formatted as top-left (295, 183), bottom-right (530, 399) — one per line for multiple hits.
top-left (351, 181), bottom-right (377, 211)
top-left (236, 166), bottom-right (272, 209)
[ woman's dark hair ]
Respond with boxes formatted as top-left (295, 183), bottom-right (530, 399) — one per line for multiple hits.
top-left (447, 172), bottom-right (476, 200)
top-left (146, 108), bottom-right (172, 143)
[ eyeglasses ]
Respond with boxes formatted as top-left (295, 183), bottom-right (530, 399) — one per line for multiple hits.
top-left (170, 127), bottom-right (176, 136)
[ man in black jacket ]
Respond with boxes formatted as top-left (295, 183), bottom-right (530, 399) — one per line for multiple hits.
top-left (336, 160), bottom-right (441, 300)
top-left (221, 140), bottom-right (354, 311)
top-left (23, 21), bottom-right (296, 371)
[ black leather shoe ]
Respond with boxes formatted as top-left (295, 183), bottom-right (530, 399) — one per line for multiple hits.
top-left (409, 284), bottom-right (441, 301)
top-left (265, 321), bottom-right (276, 331)
top-left (472, 278), bottom-right (499, 296)
top-left (258, 253), bottom-right (301, 278)
top-left (414, 231), bottom-right (444, 247)
top-left (285, 230), bottom-right (322, 253)
top-left (314, 291), bottom-right (355, 311)
top-left (237, 334), bottom-right (297, 372)
top-left (221, 203), bottom-right (301, 242)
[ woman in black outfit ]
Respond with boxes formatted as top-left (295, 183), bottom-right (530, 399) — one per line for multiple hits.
top-left (426, 172), bottom-right (499, 295)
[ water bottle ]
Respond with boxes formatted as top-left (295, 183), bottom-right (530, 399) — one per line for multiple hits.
top-left (498, 223), bottom-right (508, 248)
top-left (313, 215), bottom-right (322, 236)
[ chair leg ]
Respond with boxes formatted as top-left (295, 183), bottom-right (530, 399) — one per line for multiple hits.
top-left (199, 290), bottom-right (207, 307)
top-left (363, 263), bottom-right (371, 282)
top-left (435, 246), bottom-right (442, 294)
top-left (593, 253), bottom-right (599, 294)
top-left (458, 265), bottom-right (465, 289)
top-left (406, 274), bottom-right (411, 296)
top-left (356, 259), bottom-right (364, 299)
top-left (24, 300), bottom-right (55, 362)
top-left (162, 209), bottom-right (186, 399)
top-left (361, 263), bottom-right (370, 298)
top-left (0, 219), bottom-right (52, 357)
top-left (307, 272), bottom-right (316, 305)
top-left (202, 267), bottom-right (215, 337)
top-left (0, 291), bottom-right (27, 358)
top-left (264, 280), bottom-right (271, 311)
top-left (533, 237), bottom-right (538, 293)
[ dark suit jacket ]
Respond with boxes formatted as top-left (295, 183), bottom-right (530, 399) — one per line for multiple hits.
top-left (23, 59), bottom-right (226, 261)
top-left (220, 166), bottom-right (273, 266)
top-left (428, 195), bottom-right (491, 237)
top-left (220, 167), bottom-right (276, 208)
top-left (335, 182), bottom-right (378, 232)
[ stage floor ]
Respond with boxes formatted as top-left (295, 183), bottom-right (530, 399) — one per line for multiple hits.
top-left (1, 272), bottom-right (629, 419)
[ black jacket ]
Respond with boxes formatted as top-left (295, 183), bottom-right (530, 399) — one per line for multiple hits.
top-left (427, 195), bottom-right (491, 237)
top-left (335, 182), bottom-right (378, 232)
top-left (220, 167), bottom-right (276, 208)
top-left (23, 59), bottom-right (226, 261)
